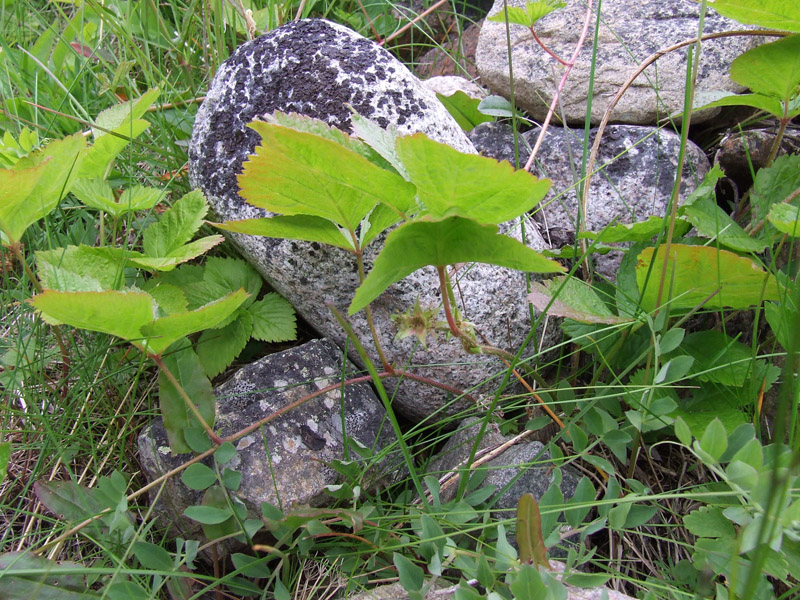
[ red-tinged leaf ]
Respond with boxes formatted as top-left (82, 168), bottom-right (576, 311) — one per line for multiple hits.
top-left (528, 277), bottom-right (633, 324)
top-left (517, 493), bottom-right (550, 568)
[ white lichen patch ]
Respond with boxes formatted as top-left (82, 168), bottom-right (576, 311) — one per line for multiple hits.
top-left (237, 435), bottom-right (255, 450)
top-left (314, 377), bottom-right (331, 390)
top-left (282, 436), bottom-right (300, 453)
top-left (158, 445), bottom-right (171, 456)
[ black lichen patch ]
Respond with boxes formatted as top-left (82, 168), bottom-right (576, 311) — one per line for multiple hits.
top-left (189, 20), bottom-right (431, 215)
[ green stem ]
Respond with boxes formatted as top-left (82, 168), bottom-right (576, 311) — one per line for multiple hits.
top-left (151, 353), bottom-right (223, 445)
top-left (355, 244), bottom-right (391, 371)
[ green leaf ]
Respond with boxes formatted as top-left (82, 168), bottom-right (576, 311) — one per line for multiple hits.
top-left (697, 418), bottom-right (728, 462)
top-left (729, 34), bottom-right (800, 101)
top-left (222, 468), bottom-right (242, 491)
top-left (105, 581), bottom-right (149, 600)
top-left (681, 331), bottom-right (760, 387)
top-left (0, 552), bottom-right (98, 599)
top-left (197, 311), bottom-right (253, 377)
top-left (396, 133), bottom-right (551, 223)
top-left (580, 215), bottom-right (691, 243)
top-left (145, 282), bottom-right (188, 316)
top-left (488, 1), bottom-right (566, 27)
top-left (142, 190), bottom-right (208, 258)
top-left (350, 112), bottom-right (407, 176)
top-left (36, 245), bottom-right (127, 291)
top-left (706, 0), bottom-right (800, 32)
top-left (680, 197), bottom-right (767, 253)
top-left (132, 541), bottom-right (174, 571)
top-left (215, 442), bottom-right (237, 465)
top-left (764, 293), bottom-right (798, 352)
top-left (674, 416), bottom-right (693, 446)
top-left (767, 202), bottom-right (800, 236)
top-left (0, 442), bottom-right (10, 483)
top-left (509, 564), bottom-right (547, 599)
top-left (182, 463), bottom-right (218, 491)
top-left (636, 244), bottom-right (782, 311)
top-left (159, 340), bottom-right (216, 453)
top-left (517, 493), bottom-right (549, 567)
top-left (34, 479), bottom-right (104, 522)
top-left (29, 289), bottom-right (155, 343)
top-left (200, 257), bottom-right (262, 310)
top-left (214, 215), bottom-right (355, 250)
top-left (71, 179), bottom-right (163, 218)
top-left (249, 293), bottom-right (297, 342)
top-left (94, 89), bottom-right (160, 137)
top-left (393, 553), bottom-right (424, 593)
top-left (696, 93), bottom-right (787, 120)
top-left (350, 216), bottom-right (564, 314)
top-left (0, 134), bottom-right (86, 245)
top-left (361, 202), bottom-right (404, 247)
top-left (477, 95), bottom-right (515, 118)
top-left (751, 154), bottom-right (800, 226)
top-left (141, 289), bottom-right (249, 355)
top-left (239, 121), bottom-right (415, 230)
top-left (184, 504), bottom-right (233, 525)
top-left (436, 91), bottom-right (493, 131)
top-left (79, 120), bottom-right (150, 179)
top-left (684, 505), bottom-right (735, 538)
top-left (527, 277), bottom-right (633, 324)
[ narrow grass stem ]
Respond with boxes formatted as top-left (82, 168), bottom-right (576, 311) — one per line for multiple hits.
top-left (523, 0), bottom-right (594, 172)
top-left (151, 354), bottom-right (223, 445)
top-left (355, 246), bottom-right (391, 371)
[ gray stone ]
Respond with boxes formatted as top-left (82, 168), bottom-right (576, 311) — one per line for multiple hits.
top-left (137, 339), bottom-right (399, 546)
top-left (477, 0), bottom-right (757, 125)
top-left (423, 75), bottom-right (486, 100)
top-left (428, 418), bottom-right (580, 513)
top-left (189, 18), bottom-right (561, 421)
top-left (469, 122), bottom-right (710, 279)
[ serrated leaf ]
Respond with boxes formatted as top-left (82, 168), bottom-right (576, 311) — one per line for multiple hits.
top-left (527, 277), bottom-right (632, 324)
top-left (29, 289), bottom-right (155, 342)
top-left (396, 133), bottom-right (551, 223)
top-left (71, 179), bottom-right (163, 219)
top-left (707, 0), bottom-right (800, 31)
top-left (684, 505), bottom-right (735, 538)
top-left (636, 244), bottom-right (782, 311)
top-left (361, 202), bottom-right (404, 247)
top-left (488, 1), bottom-right (565, 26)
top-left (767, 202), bottom-right (800, 236)
top-left (129, 235), bottom-right (225, 271)
top-left (159, 340), bottom-right (215, 453)
top-left (79, 119), bottom-right (150, 179)
top-left (488, 6), bottom-right (536, 27)
top-left (730, 34), bottom-right (800, 101)
top-left (144, 282), bottom-right (188, 316)
top-left (1, 134), bottom-right (86, 244)
top-left (249, 293), bottom-right (296, 342)
top-left (679, 196), bottom-right (768, 253)
top-left (751, 154), bottom-right (800, 226)
top-left (350, 216), bottom-right (564, 314)
top-left (36, 245), bottom-right (127, 291)
top-left (182, 463), bottom-right (217, 491)
top-left (141, 289), bottom-right (249, 355)
top-left (93, 88), bottom-right (160, 138)
top-left (517, 493), bottom-right (549, 567)
top-left (239, 122), bottom-right (415, 229)
top-left (350, 112), bottom-right (407, 176)
top-left (214, 215), bottom-right (355, 250)
top-left (197, 311), bottom-right (253, 377)
top-left (201, 257), bottom-right (262, 309)
top-left (142, 190), bottom-right (209, 258)
top-left (436, 90), bottom-right (493, 131)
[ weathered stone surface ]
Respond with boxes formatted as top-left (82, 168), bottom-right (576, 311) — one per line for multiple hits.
top-left (423, 75), bottom-right (486, 100)
top-left (415, 21), bottom-right (482, 80)
top-left (428, 418), bottom-right (580, 513)
top-left (469, 122), bottom-right (710, 279)
top-left (189, 18), bottom-right (561, 421)
top-left (477, 0), bottom-right (757, 125)
top-left (715, 127), bottom-right (800, 195)
top-left (137, 339), bottom-right (398, 545)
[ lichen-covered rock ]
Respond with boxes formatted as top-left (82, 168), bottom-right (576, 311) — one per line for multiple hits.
top-left (189, 19), bottom-right (561, 421)
top-left (477, 0), bottom-right (757, 125)
top-left (469, 122), bottom-right (710, 279)
top-left (137, 339), bottom-right (399, 548)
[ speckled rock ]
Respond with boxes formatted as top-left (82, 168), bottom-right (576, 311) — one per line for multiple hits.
top-left (137, 339), bottom-right (399, 548)
top-left (477, 0), bottom-right (757, 125)
top-left (428, 418), bottom-right (580, 518)
top-left (423, 75), bottom-right (486, 100)
top-left (469, 122), bottom-right (710, 279)
top-left (189, 18), bottom-right (561, 421)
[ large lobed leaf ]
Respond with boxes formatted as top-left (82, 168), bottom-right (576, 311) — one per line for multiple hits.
top-left (705, 0), bottom-right (800, 31)
top-left (396, 133), bottom-right (551, 224)
top-left (239, 121), bottom-right (415, 231)
top-left (350, 216), bottom-right (563, 313)
top-left (215, 215), bottom-right (355, 250)
top-left (636, 245), bottom-right (782, 311)
top-left (729, 35), bottom-right (800, 102)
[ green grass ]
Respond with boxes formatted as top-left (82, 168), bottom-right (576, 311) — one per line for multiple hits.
top-left (1, 1), bottom-right (798, 599)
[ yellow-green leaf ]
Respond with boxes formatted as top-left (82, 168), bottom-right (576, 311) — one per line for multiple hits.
top-left (636, 245), bottom-right (782, 311)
